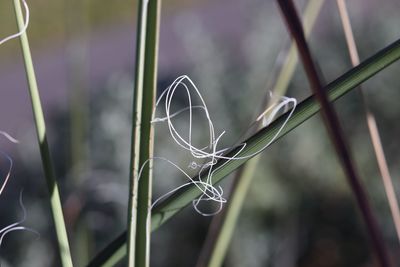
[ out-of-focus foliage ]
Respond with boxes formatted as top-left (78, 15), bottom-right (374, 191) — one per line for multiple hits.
top-left (1, 0), bottom-right (400, 266)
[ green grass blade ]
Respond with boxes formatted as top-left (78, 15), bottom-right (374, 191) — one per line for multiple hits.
top-left (87, 37), bottom-right (400, 267)
top-left (197, 1), bottom-right (325, 266)
top-left (126, 0), bottom-right (149, 265)
top-left (12, 1), bottom-right (73, 266)
top-left (132, 1), bottom-right (162, 267)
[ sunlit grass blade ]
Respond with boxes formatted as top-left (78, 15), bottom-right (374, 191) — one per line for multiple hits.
top-left (196, 1), bottom-right (324, 266)
top-left (277, 0), bottom-right (390, 265)
top-left (12, 0), bottom-right (73, 266)
top-left (336, 0), bottom-right (400, 244)
top-left (128, 0), bottom-right (162, 266)
top-left (86, 37), bottom-right (400, 267)
top-left (126, 0), bottom-right (149, 265)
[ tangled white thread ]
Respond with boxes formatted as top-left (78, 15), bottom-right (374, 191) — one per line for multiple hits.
top-left (0, 1), bottom-right (36, 256)
top-left (0, 133), bottom-right (37, 258)
top-left (0, 0), bottom-right (30, 46)
top-left (0, 191), bottom-right (39, 254)
top-left (0, 151), bottom-right (13, 197)
top-left (139, 75), bottom-right (296, 216)
top-left (0, 132), bottom-right (19, 144)
top-left (0, 132), bottom-right (19, 196)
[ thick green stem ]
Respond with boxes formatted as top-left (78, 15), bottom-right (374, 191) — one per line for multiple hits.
top-left (126, 0), bottom-right (149, 265)
top-left (12, 0), bottom-right (73, 266)
top-left (127, 0), bottom-right (162, 266)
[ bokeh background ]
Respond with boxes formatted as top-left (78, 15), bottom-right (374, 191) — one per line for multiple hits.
top-left (1, 0), bottom-right (400, 266)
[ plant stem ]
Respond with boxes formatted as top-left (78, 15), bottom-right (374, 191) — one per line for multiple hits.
top-left (127, 0), bottom-right (149, 265)
top-left (87, 37), bottom-right (400, 267)
top-left (12, 0), bottom-right (73, 266)
top-left (277, 0), bottom-right (390, 266)
top-left (128, 0), bottom-right (162, 266)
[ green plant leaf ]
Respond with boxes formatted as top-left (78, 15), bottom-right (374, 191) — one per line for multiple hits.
top-left (12, 0), bottom-right (73, 266)
top-left (87, 37), bottom-right (400, 267)
top-left (127, 0), bottom-right (162, 267)
top-left (126, 0), bottom-right (149, 265)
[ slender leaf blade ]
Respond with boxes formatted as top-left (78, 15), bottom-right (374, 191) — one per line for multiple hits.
top-left (134, 1), bottom-right (162, 266)
top-left (87, 38), bottom-right (400, 267)
top-left (127, 0), bottom-right (149, 265)
top-left (12, 0), bottom-right (73, 266)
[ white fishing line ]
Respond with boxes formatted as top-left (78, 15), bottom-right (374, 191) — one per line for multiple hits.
top-left (0, 0), bottom-right (35, 254)
top-left (0, 131), bottom-right (19, 196)
top-left (138, 157), bottom-right (226, 216)
top-left (140, 75), bottom-right (296, 215)
top-left (0, 151), bottom-right (13, 196)
top-left (0, 191), bottom-right (38, 252)
top-left (0, 132), bottom-right (19, 144)
top-left (0, 136), bottom-right (37, 260)
top-left (0, 192), bottom-right (27, 236)
top-left (0, 0), bottom-right (29, 46)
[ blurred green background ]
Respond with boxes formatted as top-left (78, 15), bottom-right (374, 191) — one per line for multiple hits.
top-left (1, 0), bottom-right (400, 266)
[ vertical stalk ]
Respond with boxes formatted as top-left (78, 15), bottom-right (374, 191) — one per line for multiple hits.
top-left (197, 1), bottom-right (324, 266)
top-left (277, 0), bottom-right (390, 266)
top-left (127, 0), bottom-right (149, 265)
top-left (135, 1), bottom-right (161, 265)
top-left (127, 0), bottom-right (162, 266)
top-left (12, 0), bottom-right (73, 266)
top-left (336, 0), bottom-right (400, 244)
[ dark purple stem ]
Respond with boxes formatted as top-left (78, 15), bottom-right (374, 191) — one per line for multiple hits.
top-left (276, 0), bottom-right (391, 266)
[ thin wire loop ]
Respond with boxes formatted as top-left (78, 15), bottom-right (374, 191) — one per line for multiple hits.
top-left (140, 75), bottom-right (296, 215)
top-left (0, 0), bottom-right (29, 46)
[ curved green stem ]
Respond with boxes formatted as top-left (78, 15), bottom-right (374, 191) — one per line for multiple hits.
top-left (88, 37), bottom-right (400, 267)
top-left (126, 0), bottom-right (149, 265)
top-left (134, 0), bottom-right (161, 266)
top-left (13, 0), bottom-right (73, 266)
